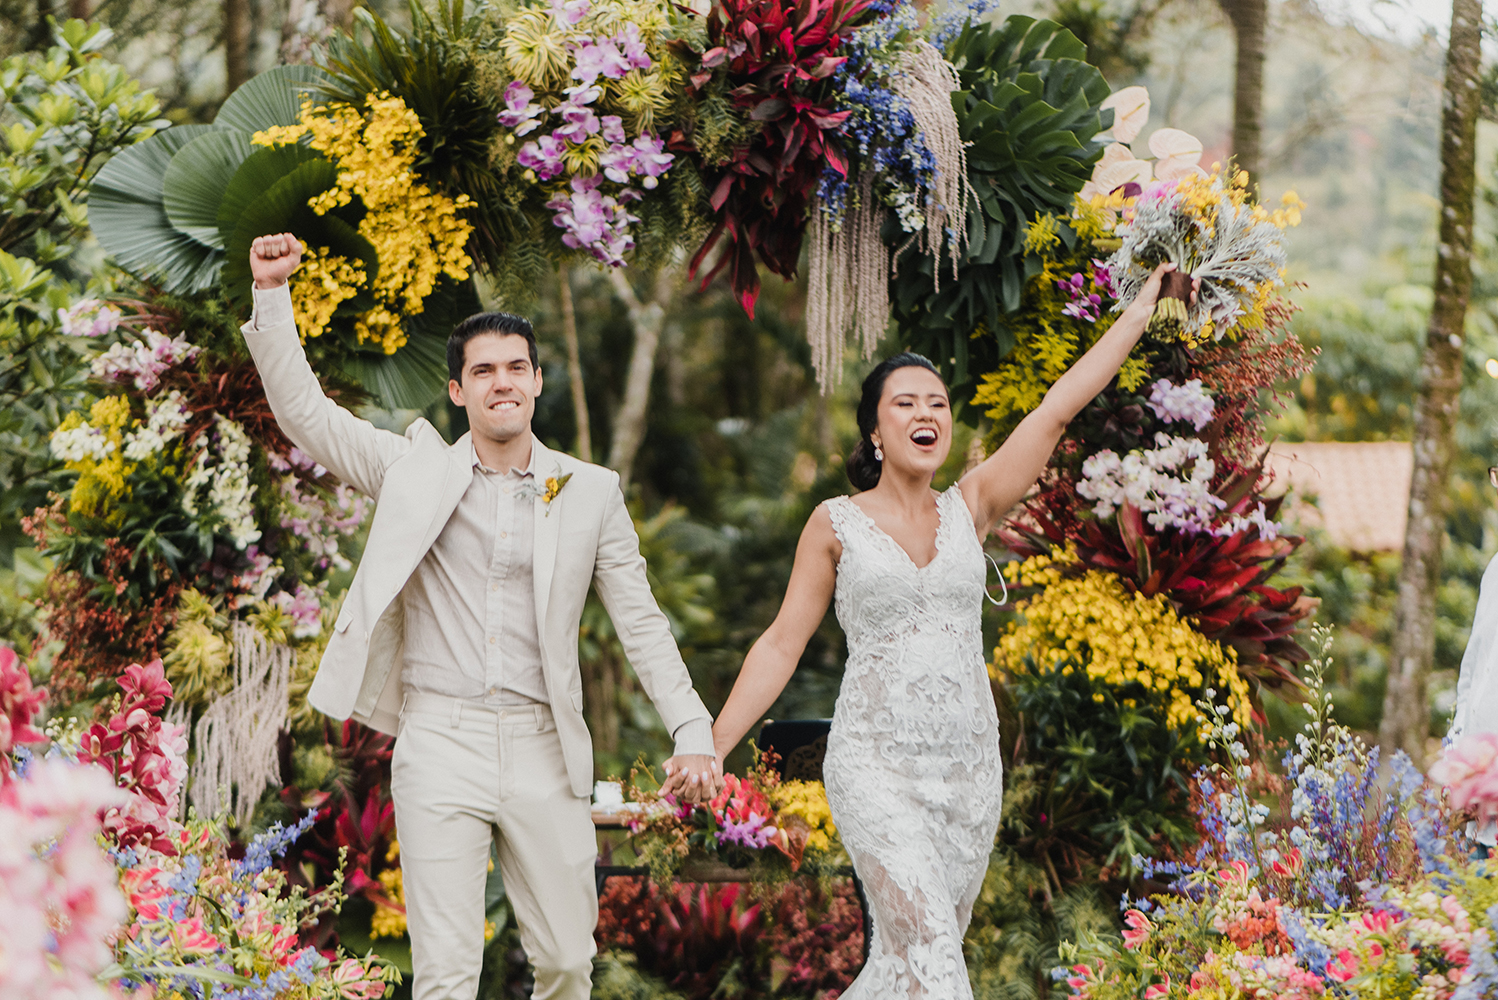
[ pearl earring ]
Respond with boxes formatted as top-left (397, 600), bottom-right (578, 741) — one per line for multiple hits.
top-left (874, 445), bottom-right (884, 461)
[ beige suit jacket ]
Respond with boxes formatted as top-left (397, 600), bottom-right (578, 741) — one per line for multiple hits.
top-left (242, 316), bottom-right (712, 797)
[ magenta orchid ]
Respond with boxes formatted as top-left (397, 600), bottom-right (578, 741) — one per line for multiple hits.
top-left (517, 134), bottom-right (568, 181)
top-left (498, 81), bottom-right (547, 135)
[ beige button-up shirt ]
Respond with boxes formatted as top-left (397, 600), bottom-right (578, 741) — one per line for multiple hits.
top-left (401, 442), bottom-right (546, 703)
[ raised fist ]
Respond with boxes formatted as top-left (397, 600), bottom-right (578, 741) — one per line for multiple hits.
top-left (250, 233), bottom-right (303, 289)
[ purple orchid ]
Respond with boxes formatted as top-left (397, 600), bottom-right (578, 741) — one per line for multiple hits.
top-left (562, 82), bottom-right (602, 106)
top-left (630, 133), bottom-right (673, 189)
top-left (545, 175), bottom-right (639, 267)
top-left (600, 115), bottom-right (626, 144)
top-left (716, 813), bottom-right (777, 851)
top-left (517, 134), bottom-right (567, 181)
top-left (600, 142), bottom-right (637, 184)
top-left (498, 81), bottom-right (547, 135)
top-left (554, 102), bottom-right (601, 143)
top-left (1091, 259), bottom-right (1116, 299)
top-left (572, 39), bottom-right (631, 84)
top-left (549, 0), bottom-right (589, 24)
top-left (1057, 271), bottom-right (1103, 323)
top-left (615, 23), bottom-right (652, 70)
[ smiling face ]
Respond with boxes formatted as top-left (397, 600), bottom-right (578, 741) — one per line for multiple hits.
top-left (448, 332), bottom-right (542, 446)
top-left (871, 365), bottom-right (952, 478)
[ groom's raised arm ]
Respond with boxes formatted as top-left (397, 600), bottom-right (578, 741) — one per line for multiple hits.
top-left (591, 475), bottom-right (715, 760)
top-left (241, 233), bottom-right (409, 499)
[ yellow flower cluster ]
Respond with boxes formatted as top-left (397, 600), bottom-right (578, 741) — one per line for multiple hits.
top-left (992, 551), bottom-right (1252, 731)
top-left (53, 396), bottom-right (135, 521)
top-left (254, 95), bottom-right (475, 354)
top-left (370, 839), bottom-right (407, 939)
top-left (769, 779), bottom-right (839, 854)
top-left (971, 235), bottom-right (1150, 442)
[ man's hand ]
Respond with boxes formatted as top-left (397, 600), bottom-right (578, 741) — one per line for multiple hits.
top-left (660, 754), bottom-right (723, 804)
top-left (251, 232), bottom-right (303, 289)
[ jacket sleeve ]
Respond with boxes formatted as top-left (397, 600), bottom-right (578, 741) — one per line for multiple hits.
top-left (590, 471), bottom-right (713, 740)
top-left (239, 303), bottom-right (409, 499)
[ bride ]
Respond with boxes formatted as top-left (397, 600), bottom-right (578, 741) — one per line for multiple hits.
top-left (710, 263), bottom-right (1191, 998)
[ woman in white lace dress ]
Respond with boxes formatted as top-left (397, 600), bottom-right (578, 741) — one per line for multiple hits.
top-left (710, 264), bottom-right (1189, 998)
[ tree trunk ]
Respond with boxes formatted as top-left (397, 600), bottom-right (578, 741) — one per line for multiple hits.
top-left (606, 267), bottom-right (676, 489)
top-left (1216, 0), bottom-right (1267, 186)
top-left (559, 267), bottom-right (593, 462)
top-left (67, 0), bottom-right (88, 19)
top-left (1380, 0), bottom-right (1482, 767)
top-left (224, 0), bottom-right (252, 94)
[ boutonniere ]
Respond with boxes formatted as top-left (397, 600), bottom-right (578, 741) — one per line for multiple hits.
top-left (520, 468), bottom-right (572, 515)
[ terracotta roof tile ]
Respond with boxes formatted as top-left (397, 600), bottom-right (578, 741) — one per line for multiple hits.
top-left (1265, 442), bottom-right (1412, 552)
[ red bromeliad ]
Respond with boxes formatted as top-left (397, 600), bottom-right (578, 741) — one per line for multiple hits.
top-left (686, 0), bottom-right (871, 315)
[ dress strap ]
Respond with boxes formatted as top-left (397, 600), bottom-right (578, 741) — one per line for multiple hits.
top-left (822, 495), bottom-right (860, 550)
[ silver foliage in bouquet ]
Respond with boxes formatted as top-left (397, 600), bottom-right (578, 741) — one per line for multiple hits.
top-left (1106, 174), bottom-right (1289, 341)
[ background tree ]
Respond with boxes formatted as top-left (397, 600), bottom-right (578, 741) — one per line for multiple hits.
top-left (1380, 0), bottom-right (1483, 766)
top-left (1216, 0), bottom-right (1266, 183)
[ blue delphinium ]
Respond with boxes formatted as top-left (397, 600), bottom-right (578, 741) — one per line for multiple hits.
top-left (231, 810), bottom-right (317, 879)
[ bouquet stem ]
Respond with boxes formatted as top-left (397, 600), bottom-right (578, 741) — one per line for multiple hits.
top-left (1147, 269), bottom-right (1193, 336)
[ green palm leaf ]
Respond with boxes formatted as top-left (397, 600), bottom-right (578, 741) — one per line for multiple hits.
top-left (216, 63), bottom-right (336, 133)
top-left (334, 275), bottom-right (479, 409)
top-left (221, 159), bottom-right (376, 311)
top-left (162, 130), bottom-right (255, 250)
top-left (89, 124), bottom-right (223, 294)
top-left (216, 144), bottom-right (339, 250)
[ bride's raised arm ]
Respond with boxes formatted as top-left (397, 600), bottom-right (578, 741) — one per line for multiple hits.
top-left (960, 262), bottom-right (1192, 538)
top-left (711, 505), bottom-right (840, 760)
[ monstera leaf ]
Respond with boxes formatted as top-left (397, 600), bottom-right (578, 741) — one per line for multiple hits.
top-left (889, 16), bottom-right (1110, 411)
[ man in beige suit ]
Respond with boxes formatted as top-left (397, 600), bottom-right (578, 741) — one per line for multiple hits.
top-left (244, 234), bottom-right (721, 1000)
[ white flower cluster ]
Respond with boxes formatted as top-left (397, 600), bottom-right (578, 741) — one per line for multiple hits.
top-left (57, 298), bottom-right (123, 338)
top-left (91, 329), bottom-right (200, 392)
top-left (122, 391), bottom-right (190, 461)
top-left (1218, 502), bottom-right (1280, 542)
top-left (49, 424), bottom-right (114, 463)
top-left (1078, 432), bottom-right (1224, 533)
top-left (182, 415), bottom-right (261, 550)
top-left (1146, 378), bottom-right (1215, 431)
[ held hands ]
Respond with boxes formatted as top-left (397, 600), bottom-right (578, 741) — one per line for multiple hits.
top-left (660, 753), bottom-right (724, 804)
top-left (250, 233), bottom-right (303, 289)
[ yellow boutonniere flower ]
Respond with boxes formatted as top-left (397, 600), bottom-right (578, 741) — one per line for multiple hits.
top-left (542, 472), bottom-right (571, 514)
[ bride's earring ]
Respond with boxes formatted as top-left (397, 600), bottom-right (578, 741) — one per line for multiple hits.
top-left (874, 445), bottom-right (884, 461)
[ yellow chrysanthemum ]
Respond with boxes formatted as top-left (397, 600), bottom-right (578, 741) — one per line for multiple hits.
top-left (992, 550), bottom-right (1252, 732)
top-left (769, 779), bottom-right (839, 854)
top-left (253, 94), bottom-right (474, 356)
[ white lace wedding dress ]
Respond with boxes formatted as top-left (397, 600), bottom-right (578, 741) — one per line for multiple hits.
top-left (821, 484), bottom-right (1004, 999)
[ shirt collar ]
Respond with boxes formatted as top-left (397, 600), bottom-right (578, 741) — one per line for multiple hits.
top-left (469, 436), bottom-right (537, 478)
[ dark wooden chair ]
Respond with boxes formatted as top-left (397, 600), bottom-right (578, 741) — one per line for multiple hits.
top-left (756, 718), bottom-right (832, 782)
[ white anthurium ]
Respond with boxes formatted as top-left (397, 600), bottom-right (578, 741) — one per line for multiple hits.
top-left (1093, 156), bottom-right (1154, 196)
top-left (1100, 86), bottom-right (1151, 145)
top-left (1148, 127), bottom-right (1205, 182)
top-left (1082, 142), bottom-right (1148, 199)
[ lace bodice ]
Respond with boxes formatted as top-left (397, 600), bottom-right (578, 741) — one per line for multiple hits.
top-left (819, 485), bottom-right (1003, 1000)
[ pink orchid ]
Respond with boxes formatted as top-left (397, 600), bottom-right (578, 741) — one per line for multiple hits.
top-left (171, 916), bottom-right (223, 955)
top-left (615, 23), bottom-right (652, 69)
top-left (0, 645), bottom-right (47, 764)
top-left (1121, 909), bottom-right (1153, 949)
top-left (1431, 733), bottom-right (1498, 821)
top-left (1142, 975), bottom-right (1171, 999)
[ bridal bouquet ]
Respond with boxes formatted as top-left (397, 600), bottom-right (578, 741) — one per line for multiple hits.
top-left (620, 751), bottom-right (843, 882)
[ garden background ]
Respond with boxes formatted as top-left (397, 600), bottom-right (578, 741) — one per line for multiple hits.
top-left (3, 0), bottom-right (1497, 997)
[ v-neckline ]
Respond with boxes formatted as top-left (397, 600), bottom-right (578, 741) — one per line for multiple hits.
top-left (844, 488), bottom-right (948, 572)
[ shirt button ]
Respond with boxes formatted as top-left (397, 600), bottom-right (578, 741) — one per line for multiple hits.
top-left (491, 584), bottom-right (499, 592)
top-left (488, 686), bottom-right (498, 695)
top-left (489, 637), bottom-right (496, 645)
top-left (500, 531), bottom-right (508, 539)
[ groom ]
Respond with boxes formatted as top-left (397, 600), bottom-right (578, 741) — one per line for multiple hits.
top-left (243, 233), bottom-right (721, 1000)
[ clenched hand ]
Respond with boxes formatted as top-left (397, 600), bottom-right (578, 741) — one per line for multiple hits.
top-left (251, 232), bottom-right (303, 289)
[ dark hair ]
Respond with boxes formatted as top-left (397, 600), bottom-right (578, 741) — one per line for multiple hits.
top-left (846, 352), bottom-right (944, 491)
top-left (447, 312), bottom-right (539, 383)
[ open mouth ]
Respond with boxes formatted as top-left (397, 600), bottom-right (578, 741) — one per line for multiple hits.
top-left (911, 428), bottom-right (937, 446)
top-left (489, 400), bottom-right (520, 412)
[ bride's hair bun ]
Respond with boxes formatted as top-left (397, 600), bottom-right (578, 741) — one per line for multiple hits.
top-left (846, 352), bottom-right (943, 492)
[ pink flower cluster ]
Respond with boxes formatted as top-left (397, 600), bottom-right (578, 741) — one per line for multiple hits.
top-left (277, 471), bottom-right (370, 573)
top-left (76, 660), bottom-right (189, 855)
top-left (545, 175), bottom-right (644, 267)
top-left (1431, 732), bottom-right (1498, 823)
top-left (0, 757), bottom-right (129, 1000)
top-left (58, 298), bottom-right (123, 338)
top-left (1057, 271), bottom-right (1102, 323)
top-left (90, 328), bottom-right (200, 392)
top-left (272, 582), bottom-right (326, 639)
top-left (1, 645), bottom-right (47, 773)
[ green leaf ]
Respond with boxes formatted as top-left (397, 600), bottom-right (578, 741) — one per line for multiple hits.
top-left (89, 124), bottom-right (222, 294)
top-left (161, 129), bottom-right (254, 249)
top-left (220, 158), bottom-right (373, 310)
top-left (216, 143), bottom-right (333, 249)
top-left (214, 63), bottom-right (336, 134)
top-left (335, 276), bottom-right (479, 409)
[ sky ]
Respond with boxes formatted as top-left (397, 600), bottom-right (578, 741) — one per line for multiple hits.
top-left (1314, 0), bottom-right (1447, 44)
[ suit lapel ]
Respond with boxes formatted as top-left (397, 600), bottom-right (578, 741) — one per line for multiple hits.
top-left (531, 435), bottom-right (562, 632)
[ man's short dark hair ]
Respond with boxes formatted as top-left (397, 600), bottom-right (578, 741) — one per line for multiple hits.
top-left (447, 312), bottom-right (539, 383)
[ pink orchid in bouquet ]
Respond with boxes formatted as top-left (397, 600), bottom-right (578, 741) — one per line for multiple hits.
top-left (90, 328), bottom-right (200, 392)
top-left (58, 297), bottom-right (124, 338)
top-left (1431, 732), bottom-right (1498, 823)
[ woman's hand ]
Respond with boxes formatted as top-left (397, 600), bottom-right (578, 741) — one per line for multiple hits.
top-left (1122, 262), bottom-right (1200, 324)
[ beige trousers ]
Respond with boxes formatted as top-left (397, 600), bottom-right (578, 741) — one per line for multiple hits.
top-left (392, 693), bottom-right (598, 1000)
